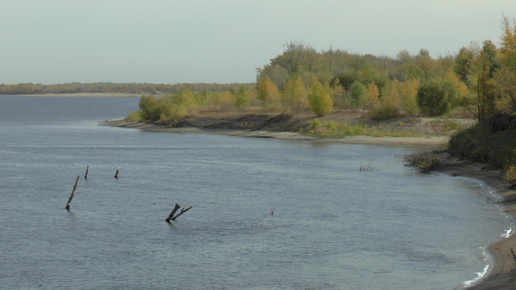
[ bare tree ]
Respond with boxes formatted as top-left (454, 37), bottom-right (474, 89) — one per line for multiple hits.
top-left (283, 40), bottom-right (306, 75)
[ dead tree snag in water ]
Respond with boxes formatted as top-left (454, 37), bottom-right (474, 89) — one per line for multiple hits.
top-left (114, 169), bottom-right (119, 178)
top-left (65, 175), bottom-right (80, 210)
top-left (172, 206), bottom-right (192, 221)
top-left (84, 165), bottom-right (89, 179)
top-left (166, 203), bottom-right (192, 222)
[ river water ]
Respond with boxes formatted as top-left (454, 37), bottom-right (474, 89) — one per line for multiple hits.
top-left (0, 95), bottom-right (512, 289)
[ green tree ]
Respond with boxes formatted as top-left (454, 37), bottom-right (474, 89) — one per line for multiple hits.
top-left (417, 77), bottom-right (459, 116)
top-left (308, 78), bottom-right (333, 116)
top-left (139, 95), bottom-right (159, 120)
top-left (234, 85), bottom-right (250, 108)
top-left (350, 81), bottom-right (366, 107)
top-left (491, 67), bottom-right (516, 112)
top-left (331, 71), bottom-right (356, 91)
top-left (455, 47), bottom-right (473, 82)
top-left (468, 41), bottom-right (498, 120)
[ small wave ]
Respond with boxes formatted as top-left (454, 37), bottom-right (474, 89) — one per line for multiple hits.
top-left (463, 264), bottom-right (490, 288)
top-left (502, 226), bottom-right (513, 239)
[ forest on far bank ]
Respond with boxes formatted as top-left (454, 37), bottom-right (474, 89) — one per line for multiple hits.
top-left (0, 82), bottom-right (255, 96)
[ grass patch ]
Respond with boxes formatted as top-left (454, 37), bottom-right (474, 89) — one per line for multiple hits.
top-left (309, 119), bottom-right (423, 138)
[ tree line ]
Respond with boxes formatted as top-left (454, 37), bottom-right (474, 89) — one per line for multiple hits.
top-left (0, 82), bottom-right (255, 96)
top-left (257, 14), bottom-right (516, 120)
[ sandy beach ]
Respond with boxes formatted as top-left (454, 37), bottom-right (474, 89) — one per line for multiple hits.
top-left (108, 119), bottom-right (516, 289)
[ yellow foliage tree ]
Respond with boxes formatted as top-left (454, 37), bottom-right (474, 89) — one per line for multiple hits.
top-left (384, 81), bottom-right (402, 109)
top-left (281, 77), bottom-right (308, 112)
top-left (398, 78), bottom-right (419, 116)
top-left (444, 68), bottom-right (471, 106)
top-left (257, 75), bottom-right (280, 105)
top-left (331, 78), bottom-right (347, 108)
top-left (491, 67), bottom-right (516, 112)
top-left (364, 82), bottom-right (380, 109)
top-left (500, 19), bottom-right (516, 70)
top-left (216, 90), bottom-right (234, 108)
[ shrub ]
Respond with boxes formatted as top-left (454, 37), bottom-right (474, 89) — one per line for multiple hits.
top-left (311, 118), bottom-right (322, 129)
top-left (326, 121), bottom-right (337, 131)
top-left (504, 165), bottom-right (516, 188)
top-left (125, 111), bottom-right (142, 122)
top-left (157, 104), bottom-right (187, 125)
top-left (369, 105), bottom-right (401, 120)
top-left (405, 152), bottom-right (442, 172)
top-left (417, 77), bottom-right (459, 116)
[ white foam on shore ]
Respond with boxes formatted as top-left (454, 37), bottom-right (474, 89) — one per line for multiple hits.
top-left (462, 183), bottom-right (515, 288)
top-left (502, 226), bottom-right (513, 239)
top-left (463, 262), bottom-right (490, 288)
top-left (463, 246), bottom-right (492, 288)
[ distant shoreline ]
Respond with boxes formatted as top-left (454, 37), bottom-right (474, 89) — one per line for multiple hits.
top-left (108, 119), bottom-right (516, 289)
top-left (4, 93), bottom-right (143, 98)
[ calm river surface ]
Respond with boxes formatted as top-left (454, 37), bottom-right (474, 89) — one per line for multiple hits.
top-left (0, 95), bottom-right (512, 289)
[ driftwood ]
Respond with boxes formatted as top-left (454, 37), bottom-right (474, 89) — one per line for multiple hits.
top-left (65, 175), bottom-right (80, 210)
top-left (166, 203), bottom-right (192, 222)
top-left (114, 169), bottom-right (119, 178)
top-left (84, 165), bottom-right (89, 179)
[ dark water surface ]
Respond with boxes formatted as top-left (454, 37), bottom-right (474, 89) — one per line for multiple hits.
top-left (0, 96), bottom-right (511, 289)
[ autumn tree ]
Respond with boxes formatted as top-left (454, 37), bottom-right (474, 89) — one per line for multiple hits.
top-left (308, 78), bottom-right (333, 116)
top-left (468, 41), bottom-right (498, 120)
top-left (217, 90), bottom-right (234, 108)
top-left (364, 82), bottom-right (380, 110)
top-left (257, 75), bottom-right (280, 105)
top-left (444, 68), bottom-right (471, 106)
top-left (500, 14), bottom-right (516, 71)
top-left (330, 78), bottom-right (347, 108)
top-left (398, 78), bottom-right (420, 116)
top-left (491, 67), bottom-right (516, 112)
top-left (369, 81), bottom-right (403, 119)
top-left (281, 77), bottom-right (308, 112)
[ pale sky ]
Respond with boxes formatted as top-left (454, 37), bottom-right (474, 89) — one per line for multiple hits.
top-left (1, 0), bottom-right (514, 84)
